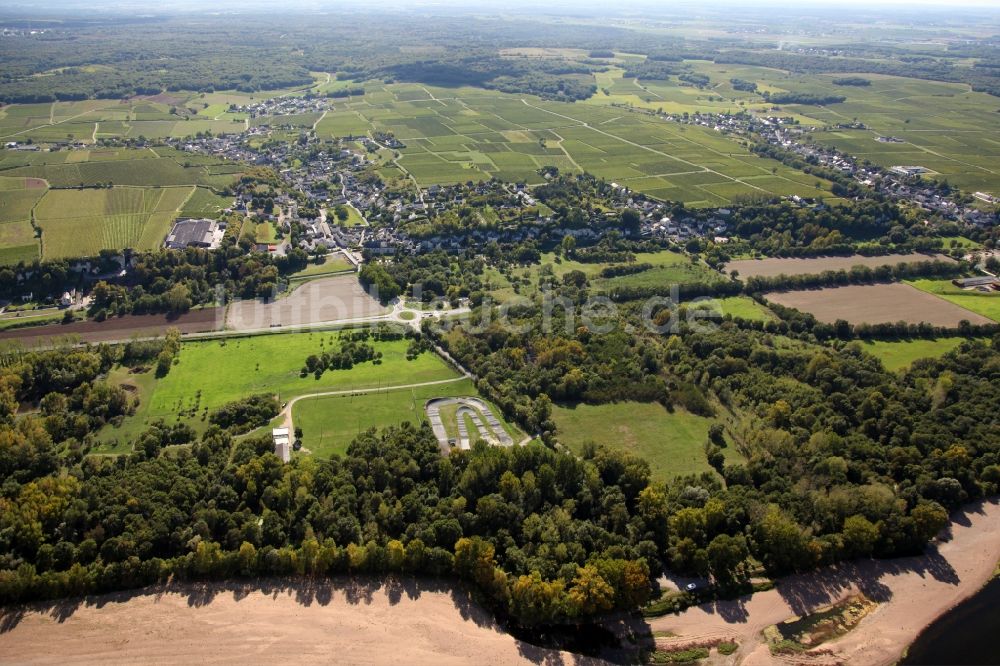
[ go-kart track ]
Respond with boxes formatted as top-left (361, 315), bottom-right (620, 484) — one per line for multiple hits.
top-left (425, 397), bottom-right (514, 451)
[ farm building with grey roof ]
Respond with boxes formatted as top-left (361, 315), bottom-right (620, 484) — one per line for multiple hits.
top-left (164, 219), bottom-right (224, 250)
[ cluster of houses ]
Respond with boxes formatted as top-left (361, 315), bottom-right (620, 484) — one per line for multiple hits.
top-left (229, 96), bottom-right (332, 120)
top-left (153, 91), bottom-right (998, 264)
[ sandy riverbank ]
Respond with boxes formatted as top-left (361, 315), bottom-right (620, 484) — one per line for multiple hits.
top-left (648, 498), bottom-right (1000, 665)
top-left (0, 577), bottom-right (585, 665)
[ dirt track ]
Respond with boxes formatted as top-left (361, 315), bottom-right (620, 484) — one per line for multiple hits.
top-left (0, 577), bottom-right (581, 665)
top-left (0, 308), bottom-right (222, 346)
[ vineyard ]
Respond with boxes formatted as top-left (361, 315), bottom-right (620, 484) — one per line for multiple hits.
top-left (33, 185), bottom-right (195, 259)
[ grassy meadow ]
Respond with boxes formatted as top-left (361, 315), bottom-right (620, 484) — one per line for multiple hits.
top-left (859, 337), bottom-right (970, 371)
top-left (293, 378), bottom-right (521, 458)
top-left (551, 401), bottom-right (740, 481)
top-left (95, 331), bottom-right (463, 452)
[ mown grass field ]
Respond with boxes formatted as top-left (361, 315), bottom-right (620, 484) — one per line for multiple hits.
top-left (906, 279), bottom-right (1000, 323)
top-left (331, 204), bottom-right (366, 227)
top-left (859, 337), bottom-right (971, 371)
top-left (148, 332), bottom-right (460, 419)
top-left (290, 253), bottom-right (355, 278)
top-left (714, 296), bottom-right (777, 321)
top-left (551, 401), bottom-right (739, 481)
top-left (294, 378), bottom-right (523, 458)
top-left (96, 331), bottom-right (463, 449)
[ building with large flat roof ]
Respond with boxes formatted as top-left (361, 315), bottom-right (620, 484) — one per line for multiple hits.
top-left (165, 218), bottom-right (224, 250)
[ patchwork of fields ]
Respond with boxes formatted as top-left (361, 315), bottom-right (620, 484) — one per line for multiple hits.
top-left (0, 176), bottom-right (45, 264)
top-left (0, 147), bottom-right (237, 262)
top-left (0, 146), bottom-right (239, 189)
top-left (0, 93), bottom-right (261, 144)
top-left (582, 61), bottom-right (1000, 195)
top-left (313, 83), bottom-right (834, 205)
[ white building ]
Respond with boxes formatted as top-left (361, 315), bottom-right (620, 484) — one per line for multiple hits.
top-left (272, 427), bottom-right (291, 463)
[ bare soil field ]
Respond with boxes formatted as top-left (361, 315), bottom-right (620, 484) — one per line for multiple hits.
top-left (648, 498), bottom-right (1000, 666)
top-left (0, 308), bottom-right (222, 346)
top-left (226, 274), bottom-right (388, 331)
top-left (764, 283), bottom-right (992, 326)
top-left (0, 578), bottom-right (581, 665)
top-left (727, 252), bottom-right (952, 278)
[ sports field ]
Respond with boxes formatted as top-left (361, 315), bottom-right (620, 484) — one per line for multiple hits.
top-left (551, 401), bottom-right (739, 481)
top-left (314, 82), bottom-right (834, 205)
top-left (765, 283), bottom-right (994, 326)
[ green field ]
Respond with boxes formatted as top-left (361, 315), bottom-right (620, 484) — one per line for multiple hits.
top-left (180, 187), bottom-right (233, 218)
top-left (313, 82), bottom-right (835, 205)
top-left (254, 220), bottom-right (279, 244)
top-left (96, 331), bottom-right (463, 449)
top-left (0, 96), bottom-right (257, 144)
top-left (149, 332), bottom-right (459, 416)
top-left (907, 279), bottom-right (1000, 323)
top-left (489, 250), bottom-right (724, 303)
top-left (0, 177), bottom-right (44, 264)
top-left (290, 253), bottom-right (355, 278)
top-left (859, 337), bottom-right (970, 371)
top-left (569, 62), bottom-right (1000, 196)
top-left (714, 296), bottom-right (777, 321)
top-left (331, 204), bottom-right (367, 227)
top-left (33, 186), bottom-right (194, 259)
top-left (551, 401), bottom-right (738, 481)
top-left (0, 147), bottom-right (239, 189)
top-left (293, 378), bottom-right (474, 458)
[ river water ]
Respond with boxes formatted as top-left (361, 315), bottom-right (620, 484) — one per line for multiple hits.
top-left (902, 576), bottom-right (1000, 665)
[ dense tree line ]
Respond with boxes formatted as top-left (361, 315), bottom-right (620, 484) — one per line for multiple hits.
top-left (1, 244), bottom-right (310, 318)
top-left (430, 296), bottom-right (1000, 581)
top-left (0, 370), bottom-right (659, 626)
top-left (208, 395), bottom-right (280, 434)
top-left (762, 92), bottom-right (847, 106)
